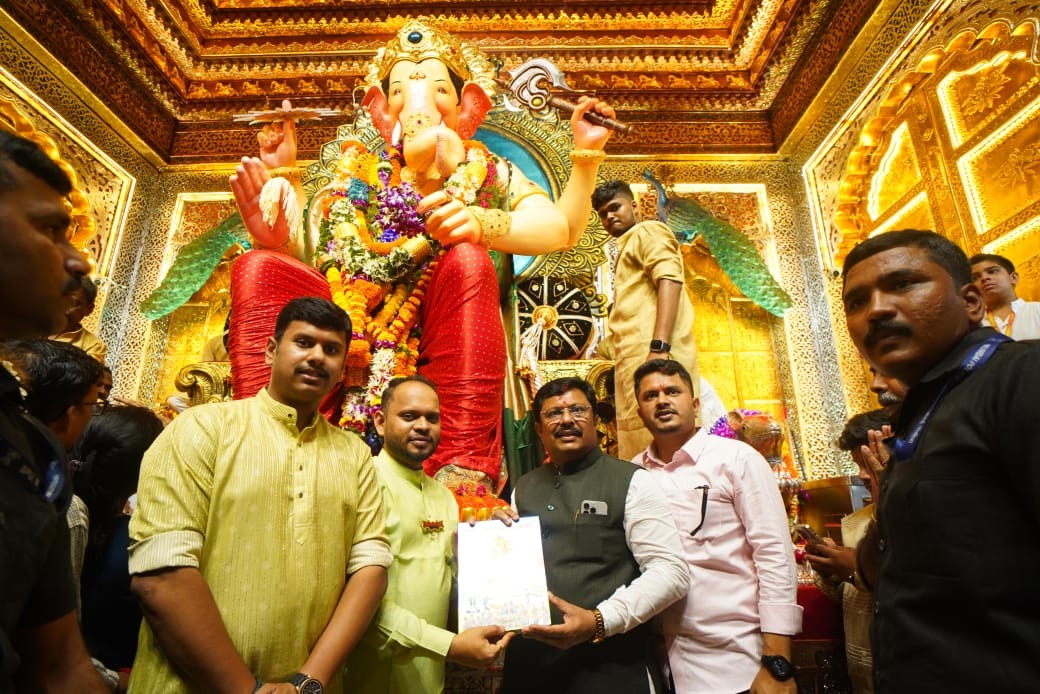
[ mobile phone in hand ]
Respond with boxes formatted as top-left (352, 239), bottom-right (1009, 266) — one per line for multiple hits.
top-left (795, 524), bottom-right (826, 545)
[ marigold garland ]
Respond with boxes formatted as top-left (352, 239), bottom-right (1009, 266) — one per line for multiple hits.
top-left (318, 138), bottom-right (506, 436)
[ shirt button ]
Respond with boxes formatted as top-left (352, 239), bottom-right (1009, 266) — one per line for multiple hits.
top-left (546, 504), bottom-right (555, 511)
top-left (879, 538), bottom-right (886, 551)
top-left (542, 529), bottom-right (550, 538)
top-left (298, 493), bottom-right (304, 498)
top-left (874, 601), bottom-right (880, 615)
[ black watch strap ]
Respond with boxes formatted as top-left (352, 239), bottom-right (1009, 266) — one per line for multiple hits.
top-left (289, 672), bottom-right (323, 694)
top-left (649, 338), bottom-right (671, 353)
top-left (760, 654), bottom-right (796, 681)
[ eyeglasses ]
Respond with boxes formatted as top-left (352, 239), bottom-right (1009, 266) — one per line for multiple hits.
top-left (541, 404), bottom-right (592, 424)
top-left (690, 485), bottom-right (710, 536)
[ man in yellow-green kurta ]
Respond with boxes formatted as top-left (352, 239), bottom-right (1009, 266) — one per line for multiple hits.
top-left (345, 375), bottom-right (512, 694)
top-left (128, 297), bottom-right (392, 694)
top-left (593, 180), bottom-right (698, 460)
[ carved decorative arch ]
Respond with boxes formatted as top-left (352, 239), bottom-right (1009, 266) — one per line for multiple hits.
top-left (833, 18), bottom-right (1040, 269)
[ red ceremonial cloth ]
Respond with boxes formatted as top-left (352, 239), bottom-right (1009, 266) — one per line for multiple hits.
top-left (418, 243), bottom-right (505, 481)
top-left (228, 245), bottom-right (506, 483)
top-left (796, 584), bottom-right (844, 640)
top-left (228, 250), bottom-right (332, 401)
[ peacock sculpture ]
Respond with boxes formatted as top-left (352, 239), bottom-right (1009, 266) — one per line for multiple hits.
top-left (139, 213), bottom-right (251, 320)
top-left (642, 172), bottom-right (793, 317)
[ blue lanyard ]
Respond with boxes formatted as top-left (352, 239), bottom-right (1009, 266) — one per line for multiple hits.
top-left (892, 334), bottom-right (1010, 460)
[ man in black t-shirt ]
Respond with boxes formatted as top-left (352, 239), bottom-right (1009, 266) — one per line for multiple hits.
top-left (0, 130), bottom-right (106, 692)
top-left (842, 229), bottom-right (1040, 693)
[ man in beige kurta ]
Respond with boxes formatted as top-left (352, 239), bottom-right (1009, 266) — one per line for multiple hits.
top-left (593, 180), bottom-right (697, 459)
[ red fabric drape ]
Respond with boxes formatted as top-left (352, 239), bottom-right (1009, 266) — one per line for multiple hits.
top-left (418, 243), bottom-right (505, 481)
top-left (228, 251), bottom-right (332, 400)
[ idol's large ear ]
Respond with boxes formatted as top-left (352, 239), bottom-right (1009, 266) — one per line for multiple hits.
top-left (362, 85), bottom-right (395, 144)
top-left (456, 83), bottom-right (493, 140)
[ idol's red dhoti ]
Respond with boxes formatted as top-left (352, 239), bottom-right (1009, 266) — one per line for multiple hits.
top-left (228, 244), bottom-right (505, 483)
top-left (417, 243), bottom-right (505, 482)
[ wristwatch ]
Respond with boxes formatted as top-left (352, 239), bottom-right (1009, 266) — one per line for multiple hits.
top-left (649, 338), bottom-right (671, 353)
top-left (289, 672), bottom-right (323, 694)
top-left (760, 655), bottom-right (796, 682)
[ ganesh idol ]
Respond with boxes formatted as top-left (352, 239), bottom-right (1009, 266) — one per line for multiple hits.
top-left (228, 19), bottom-right (614, 491)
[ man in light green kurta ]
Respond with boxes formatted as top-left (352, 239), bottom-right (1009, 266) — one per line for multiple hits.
top-left (345, 376), bottom-right (512, 694)
top-left (128, 298), bottom-right (392, 694)
top-left (593, 180), bottom-right (698, 460)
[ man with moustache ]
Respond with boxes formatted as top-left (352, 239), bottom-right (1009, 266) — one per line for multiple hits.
top-left (503, 377), bottom-right (688, 694)
top-left (129, 297), bottom-right (391, 694)
top-left (633, 359), bottom-right (801, 694)
top-left (1, 130), bottom-right (108, 693)
top-left (345, 375), bottom-right (512, 693)
top-left (842, 229), bottom-right (1040, 692)
top-left (969, 252), bottom-right (1040, 340)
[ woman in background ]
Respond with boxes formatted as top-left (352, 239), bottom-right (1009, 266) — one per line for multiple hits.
top-left (71, 405), bottom-right (164, 691)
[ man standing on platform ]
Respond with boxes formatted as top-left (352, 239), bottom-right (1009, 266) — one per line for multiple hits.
top-left (129, 297), bottom-right (392, 693)
top-left (842, 230), bottom-right (1040, 692)
top-left (0, 129), bottom-right (107, 693)
top-left (593, 180), bottom-right (697, 460)
top-left (634, 359), bottom-right (801, 694)
top-left (969, 252), bottom-right (1040, 340)
top-left (503, 377), bottom-right (688, 694)
top-left (345, 375), bottom-right (512, 693)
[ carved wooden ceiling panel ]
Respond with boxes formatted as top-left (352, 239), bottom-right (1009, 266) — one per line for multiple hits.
top-left (2, 0), bottom-right (881, 162)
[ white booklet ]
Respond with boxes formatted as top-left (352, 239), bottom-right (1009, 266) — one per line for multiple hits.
top-left (457, 516), bottom-right (551, 632)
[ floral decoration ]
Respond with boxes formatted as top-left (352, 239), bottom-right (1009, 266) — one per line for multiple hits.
top-left (319, 138), bottom-right (506, 438)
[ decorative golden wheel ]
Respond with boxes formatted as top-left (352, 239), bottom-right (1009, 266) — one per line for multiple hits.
top-left (516, 276), bottom-right (596, 360)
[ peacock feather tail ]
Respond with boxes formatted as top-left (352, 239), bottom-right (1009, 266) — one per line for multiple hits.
top-left (139, 213), bottom-right (251, 320)
top-left (642, 172), bottom-right (793, 317)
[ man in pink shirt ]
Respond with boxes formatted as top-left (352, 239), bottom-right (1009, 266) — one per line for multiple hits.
top-left (633, 359), bottom-right (802, 694)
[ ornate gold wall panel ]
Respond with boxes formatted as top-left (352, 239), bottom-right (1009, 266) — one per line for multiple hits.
top-left (800, 1), bottom-right (1040, 443)
top-left (1, 13), bottom-right (187, 405)
top-left (833, 16), bottom-right (1040, 263)
top-left (2, 1), bottom-right (178, 154)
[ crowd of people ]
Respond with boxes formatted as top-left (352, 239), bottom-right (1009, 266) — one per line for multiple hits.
top-left (4, 43), bottom-right (1040, 694)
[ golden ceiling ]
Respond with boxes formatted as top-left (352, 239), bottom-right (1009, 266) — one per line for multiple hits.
top-left (4, 0), bottom-right (879, 163)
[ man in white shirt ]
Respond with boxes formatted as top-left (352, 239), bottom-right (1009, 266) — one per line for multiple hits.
top-left (633, 359), bottom-right (802, 694)
top-left (969, 253), bottom-right (1040, 340)
top-left (503, 376), bottom-right (688, 694)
